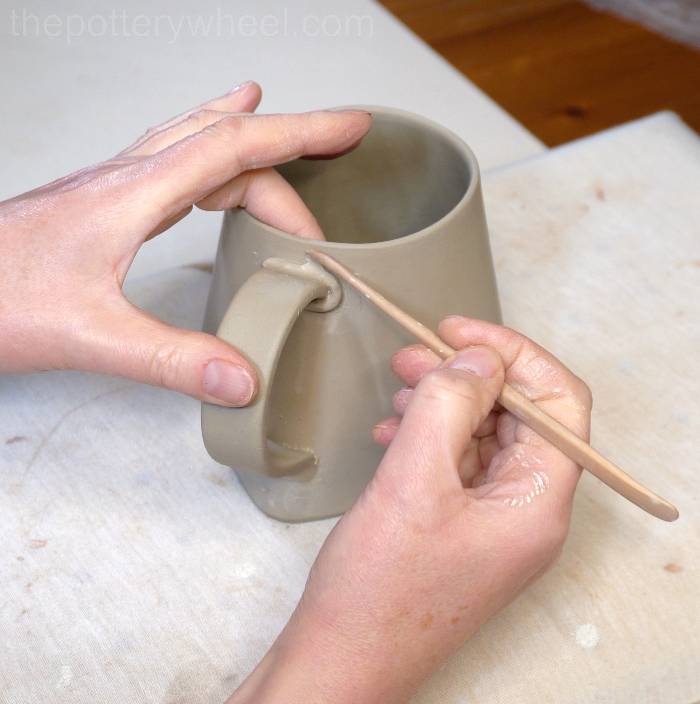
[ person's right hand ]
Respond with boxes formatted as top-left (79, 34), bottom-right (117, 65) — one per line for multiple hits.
top-left (0, 81), bottom-right (372, 406)
top-left (228, 317), bottom-right (592, 704)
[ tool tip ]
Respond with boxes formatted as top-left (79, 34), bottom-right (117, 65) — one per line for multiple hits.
top-left (660, 503), bottom-right (680, 522)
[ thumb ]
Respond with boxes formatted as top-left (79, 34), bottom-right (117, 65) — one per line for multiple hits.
top-left (77, 303), bottom-right (257, 407)
top-left (380, 346), bottom-right (504, 493)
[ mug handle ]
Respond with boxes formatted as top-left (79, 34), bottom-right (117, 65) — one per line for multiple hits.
top-left (201, 256), bottom-right (342, 478)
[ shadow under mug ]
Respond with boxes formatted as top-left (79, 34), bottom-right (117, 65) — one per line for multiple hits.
top-left (201, 106), bottom-right (501, 522)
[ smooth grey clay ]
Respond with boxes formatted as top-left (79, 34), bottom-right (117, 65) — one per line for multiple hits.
top-left (201, 106), bottom-right (501, 522)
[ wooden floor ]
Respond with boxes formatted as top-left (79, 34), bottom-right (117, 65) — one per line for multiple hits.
top-left (380, 0), bottom-right (700, 145)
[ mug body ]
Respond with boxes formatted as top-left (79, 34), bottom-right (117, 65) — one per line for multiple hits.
top-left (203, 106), bottom-right (501, 521)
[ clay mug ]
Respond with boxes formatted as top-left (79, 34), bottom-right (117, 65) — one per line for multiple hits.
top-left (201, 106), bottom-right (501, 522)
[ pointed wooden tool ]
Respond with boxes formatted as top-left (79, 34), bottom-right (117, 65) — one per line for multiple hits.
top-left (308, 249), bottom-right (678, 522)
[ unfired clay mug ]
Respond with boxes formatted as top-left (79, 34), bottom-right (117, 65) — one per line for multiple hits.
top-left (201, 106), bottom-right (501, 522)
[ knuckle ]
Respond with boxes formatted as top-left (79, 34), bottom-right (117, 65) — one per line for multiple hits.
top-left (392, 388), bottom-right (406, 412)
top-left (189, 109), bottom-right (222, 128)
top-left (208, 115), bottom-right (247, 164)
top-left (49, 164), bottom-right (124, 204)
top-left (419, 369), bottom-right (480, 406)
top-left (390, 345), bottom-right (427, 374)
top-left (521, 350), bottom-right (558, 385)
top-left (503, 325), bottom-right (525, 343)
top-left (214, 113), bottom-right (247, 138)
top-left (575, 377), bottom-right (593, 410)
top-left (521, 349), bottom-right (593, 412)
top-left (140, 125), bottom-right (160, 142)
top-left (148, 343), bottom-right (186, 390)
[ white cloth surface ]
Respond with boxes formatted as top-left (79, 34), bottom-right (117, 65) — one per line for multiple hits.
top-left (0, 0), bottom-right (542, 281)
top-left (1, 111), bottom-right (699, 703)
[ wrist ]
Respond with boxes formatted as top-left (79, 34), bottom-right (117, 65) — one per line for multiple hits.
top-left (227, 605), bottom-right (416, 704)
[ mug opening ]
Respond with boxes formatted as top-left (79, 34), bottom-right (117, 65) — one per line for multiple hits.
top-left (276, 110), bottom-right (474, 245)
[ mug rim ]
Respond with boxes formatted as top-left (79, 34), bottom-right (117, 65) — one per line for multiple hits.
top-left (234, 105), bottom-right (482, 251)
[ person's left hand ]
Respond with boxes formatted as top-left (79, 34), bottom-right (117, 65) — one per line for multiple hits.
top-left (0, 81), bottom-right (371, 406)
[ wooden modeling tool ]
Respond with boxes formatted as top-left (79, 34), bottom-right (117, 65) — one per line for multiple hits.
top-left (308, 250), bottom-right (679, 522)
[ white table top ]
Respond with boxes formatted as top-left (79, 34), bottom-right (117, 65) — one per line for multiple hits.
top-left (0, 0), bottom-right (543, 279)
top-left (2, 111), bottom-right (698, 703)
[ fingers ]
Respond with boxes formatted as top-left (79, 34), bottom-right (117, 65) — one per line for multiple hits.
top-left (391, 345), bottom-right (441, 387)
top-left (372, 416), bottom-right (401, 447)
top-left (392, 320), bottom-right (591, 441)
top-left (126, 110), bottom-right (236, 157)
top-left (373, 410), bottom-right (497, 449)
top-left (437, 317), bottom-right (590, 515)
top-left (386, 387), bottom-right (497, 432)
top-left (140, 110), bottom-right (372, 219)
top-left (373, 359), bottom-right (499, 448)
top-left (438, 316), bottom-right (592, 439)
top-left (387, 318), bottom-right (592, 514)
top-left (377, 346), bottom-right (505, 494)
top-left (126, 89), bottom-right (330, 240)
top-left (196, 167), bottom-right (324, 240)
top-left (73, 299), bottom-right (258, 406)
top-left (392, 387), bottom-right (413, 415)
top-left (121, 81), bottom-right (262, 156)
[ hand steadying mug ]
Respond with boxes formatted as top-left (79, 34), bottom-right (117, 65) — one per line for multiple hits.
top-left (0, 85), bottom-right (591, 702)
top-left (0, 81), bottom-right (371, 406)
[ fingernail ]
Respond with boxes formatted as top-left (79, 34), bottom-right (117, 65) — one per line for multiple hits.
top-left (328, 108), bottom-right (372, 116)
top-left (372, 424), bottom-right (390, 443)
top-left (448, 347), bottom-right (500, 379)
top-left (228, 80), bottom-right (252, 94)
top-left (203, 359), bottom-right (255, 406)
top-left (392, 344), bottom-right (430, 363)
